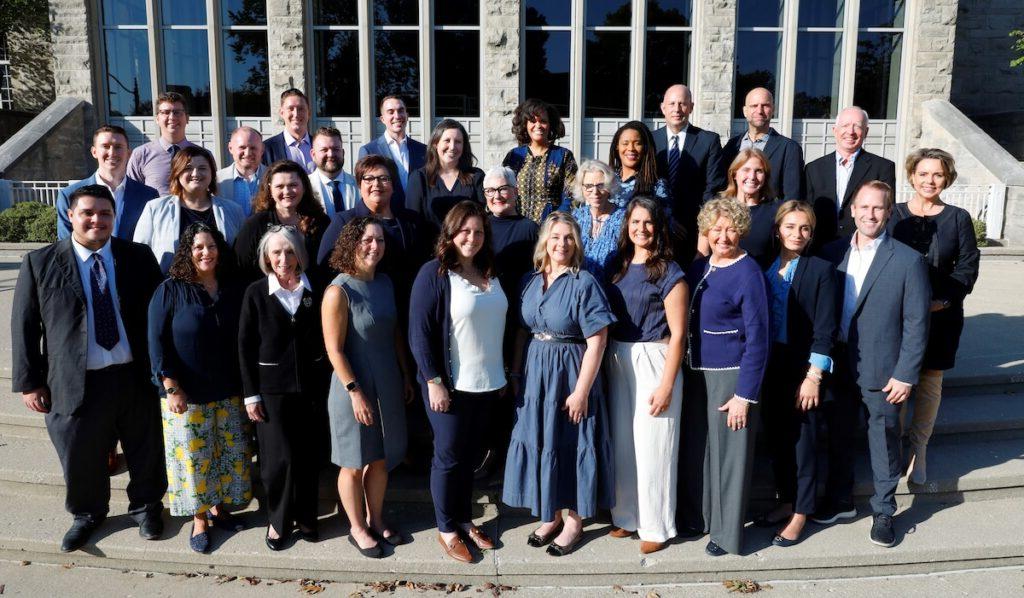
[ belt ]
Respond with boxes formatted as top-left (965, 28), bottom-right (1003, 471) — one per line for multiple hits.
top-left (532, 332), bottom-right (585, 344)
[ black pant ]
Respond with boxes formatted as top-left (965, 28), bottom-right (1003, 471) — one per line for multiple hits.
top-left (44, 363), bottom-right (166, 522)
top-left (424, 390), bottom-right (493, 533)
top-left (761, 344), bottom-right (821, 515)
top-left (256, 392), bottom-right (319, 533)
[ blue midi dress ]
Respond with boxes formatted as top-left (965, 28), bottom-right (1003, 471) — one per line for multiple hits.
top-left (502, 269), bottom-right (617, 521)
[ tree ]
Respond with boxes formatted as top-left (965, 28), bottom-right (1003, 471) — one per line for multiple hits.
top-left (0, 0), bottom-right (48, 38)
top-left (1011, 29), bottom-right (1024, 68)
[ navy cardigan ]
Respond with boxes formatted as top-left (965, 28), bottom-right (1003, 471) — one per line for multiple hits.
top-left (408, 259), bottom-right (455, 393)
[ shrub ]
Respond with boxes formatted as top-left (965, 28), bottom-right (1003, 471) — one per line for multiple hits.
top-left (0, 201), bottom-right (57, 242)
top-left (972, 218), bottom-right (988, 248)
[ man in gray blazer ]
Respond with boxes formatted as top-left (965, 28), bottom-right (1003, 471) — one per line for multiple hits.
top-left (815, 180), bottom-right (930, 547)
top-left (216, 126), bottom-right (266, 217)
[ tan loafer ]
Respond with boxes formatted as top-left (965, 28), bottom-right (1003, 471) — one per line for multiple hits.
top-left (640, 540), bottom-right (666, 554)
top-left (439, 533), bottom-right (473, 563)
top-left (464, 526), bottom-right (495, 550)
top-left (608, 527), bottom-right (635, 538)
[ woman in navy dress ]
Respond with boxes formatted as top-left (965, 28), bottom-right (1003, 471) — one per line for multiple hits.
top-left (503, 211), bottom-right (616, 557)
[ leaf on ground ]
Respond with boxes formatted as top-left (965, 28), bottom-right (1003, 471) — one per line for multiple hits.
top-left (347, 592), bottom-right (364, 598)
top-left (645, 591), bottom-right (661, 598)
top-left (62, 563), bottom-right (75, 569)
top-left (446, 583), bottom-right (468, 593)
top-left (242, 577), bottom-right (261, 586)
top-left (367, 580), bottom-right (400, 592)
top-left (19, 561), bottom-right (29, 566)
top-left (299, 579), bottom-right (327, 594)
top-left (723, 580), bottom-right (767, 593)
top-left (1, 583), bottom-right (6, 594)
top-left (215, 575), bottom-right (237, 584)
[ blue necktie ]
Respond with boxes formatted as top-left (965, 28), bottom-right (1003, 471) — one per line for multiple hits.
top-left (668, 135), bottom-right (681, 185)
top-left (330, 180), bottom-right (345, 213)
top-left (90, 255), bottom-right (120, 350)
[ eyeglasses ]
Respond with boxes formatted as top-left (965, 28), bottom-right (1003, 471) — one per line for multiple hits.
top-left (483, 185), bottom-right (515, 197)
top-left (267, 224), bottom-right (298, 233)
top-left (158, 109), bottom-right (186, 117)
top-left (360, 175), bottom-right (392, 185)
top-left (582, 183), bottom-right (607, 193)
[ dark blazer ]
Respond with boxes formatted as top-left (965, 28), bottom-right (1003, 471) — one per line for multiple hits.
top-left (722, 128), bottom-right (804, 201)
top-left (237, 276), bottom-right (327, 397)
top-left (11, 237), bottom-right (164, 415)
top-left (261, 132), bottom-right (301, 168)
top-left (779, 255), bottom-right (839, 362)
top-left (805, 150), bottom-right (897, 252)
top-left (405, 167), bottom-right (486, 233)
top-left (653, 125), bottom-right (725, 212)
top-left (408, 259), bottom-right (455, 393)
top-left (56, 175), bottom-right (160, 242)
top-left (233, 209), bottom-right (331, 284)
top-left (358, 134), bottom-right (428, 210)
top-left (819, 234), bottom-right (931, 398)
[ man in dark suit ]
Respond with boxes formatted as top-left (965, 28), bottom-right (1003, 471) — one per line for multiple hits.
top-left (57, 125), bottom-right (159, 242)
top-left (653, 84), bottom-right (724, 263)
top-left (262, 88), bottom-right (315, 173)
top-left (815, 181), bottom-right (930, 548)
top-left (722, 87), bottom-right (804, 201)
top-left (13, 185), bottom-right (167, 553)
top-left (804, 107), bottom-right (897, 252)
top-left (358, 95), bottom-right (427, 210)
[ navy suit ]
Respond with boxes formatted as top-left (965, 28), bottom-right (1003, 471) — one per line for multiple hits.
top-left (358, 134), bottom-right (428, 210)
top-left (653, 125), bottom-right (724, 261)
top-left (804, 150), bottom-right (897, 252)
top-left (262, 132), bottom-right (314, 172)
top-left (56, 175), bottom-right (159, 242)
top-left (722, 128), bottom-right (804, 201)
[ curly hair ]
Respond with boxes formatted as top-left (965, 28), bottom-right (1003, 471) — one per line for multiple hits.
top-left (252, 160), bottom-right (326, 237)
top-left (329, 216), bottom-right (384, 275)
top-left (511, 98), bottom-right (566, 146)
top-left (613, 196), bottom-right (674, 284)
top-left (697, 198), bottom-right (752, 238)
top-left (724, 148), bottom-right (774, 201)
top-left (435, 201), bottom-right (495, 279)
top-left (168, 146), bottom-right (218, 198)
top-left (608, 121), bottom-right (660, 196)
top-left (167, 222), bottom-right (231, 283)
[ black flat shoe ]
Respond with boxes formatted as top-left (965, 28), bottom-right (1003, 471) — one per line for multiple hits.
top-left (348, 533), bottom-right (383, 558)
top-left (772, 534), bottom-right (800, 548)
top-left (138, 513), bottom-right (163, 540)
top-left (705, 540), bottom-right (727, 556)
top-left (546, 530), bottom-right (583, 557)
top-left (370, 527), bottom-right (409, 546)
top-left (61, 518), bottom-right (100, 553)
top-left (210, 511), bottom-right (245, 532)
top-left (265, 530), bottom-right (288, 551)
top-left (527, 521), bottom-right (564, 548)
top-left (190, 522), bottom-right (211, 554)
top-left (297, 527), bottom-right (320, 543)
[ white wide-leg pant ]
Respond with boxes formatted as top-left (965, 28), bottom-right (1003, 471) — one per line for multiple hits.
top-left (606, 340), bottom-right (682, 542)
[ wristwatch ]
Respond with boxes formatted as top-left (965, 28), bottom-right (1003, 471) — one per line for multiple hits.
top-left (427, 376), bottom-right (443, 385)
top-left (345, 380), bottom-right (360, 392)
top-left (165, 386), bottom-right (179, 395)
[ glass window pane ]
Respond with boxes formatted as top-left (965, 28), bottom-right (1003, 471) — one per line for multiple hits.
top-left (374, 30), bottom-right (419, 116)
top-left (434, 31), bottom-right (479, 117)
top-left (647, 0), bottom-right (692, 27)
top-left (525, 0), bottom-right (570, 27)
top-left (373, 0), bottom-right (417, 26)
top-left (587, 0), bottom-right (631, 27)
top-left (222, 0), bottom-right (267, 26)
top-left (161, 0), bottom-right (207, 26)
top-left (799, 0), bottom-right (843, 28)
top-left (738, 0), bottom-right (782, 28)
top-left (314, 31), bottom-right (360, 117)
top-left (104, 29), bottom-right (152, 116)
top-left (644, 31), bottom-right (690, 118)
top-left (524, 30), bottom-right (570, 120)
top-left (313, 0), bottom-right (357, 25)
top-left (794, 32), bottom-right (842, 119)
top-left (854, 32), bottom-right (902, 119)
top-left (435, 0), bottom-right (478, 26)
top-left (102, 0), bottom-right (146, 25)
top-left (223, 30), bottom-right (269, 116)
top-left (734, 30), bottom-right (781, 118)
top-left (163, 30), bottom-right (211, 116)
top-left (584, 31), bottom-right (630, 118)
top-left (858, 0), bottom-right (905, 28)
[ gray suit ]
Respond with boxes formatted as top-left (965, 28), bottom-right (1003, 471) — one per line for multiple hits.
top-left (820, 233), bottom-right (930, 516)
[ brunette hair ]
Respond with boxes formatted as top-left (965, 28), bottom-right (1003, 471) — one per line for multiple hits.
top-left (608, 121), bottom-right (660, 196)
top-left (724, 148), bottom-right (774, 201)
top-left (329, 216), bottom-right (384, 275)
top-left (155, 91), bottom-right (187, 111)
top-left (168, 146), bottom-right (218, 198)
top-left (774, 200), bottom-right (817, 231)
top-left (511, 98), bottom-right (565, 145)
top-left (92, 125), bottom-right (128, 144)
top-left (853, 179), bottom-right (895, 211)
top-left (167, 223), bottom-right (231, 283)
top-left (424, 119), bottom-right (476, 187)
top-left (613, 196), bottom-right (674, 284)
top-left (279, 88), bottom-right (309, 106)
top-left (252, 160), bottom-right (326, 236)
top-left (435, 201), bottom-right (495, 279)
top-left (355, 154), bottom-right (399, 185)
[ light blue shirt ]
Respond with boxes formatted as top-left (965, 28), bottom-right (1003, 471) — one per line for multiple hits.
top-left (230, 165), bottom-right (259, 217)
top-left (766, 255), bottom-right (832, 372)
top-left (71, 238), bottom-right (133, 370)
top-left (283, 130), bottom-right (315, 173)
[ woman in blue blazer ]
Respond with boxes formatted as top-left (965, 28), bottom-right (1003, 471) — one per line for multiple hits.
top-left (756, 201), bottom-right (838, 547)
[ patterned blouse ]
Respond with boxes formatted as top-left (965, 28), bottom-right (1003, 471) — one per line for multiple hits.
top-left (503, 145), bottom-right (578, 223)
top-left (610, 173), bottom-right (673, 218)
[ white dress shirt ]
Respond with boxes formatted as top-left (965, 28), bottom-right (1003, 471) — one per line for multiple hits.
top-left (283, 130), bottom-right (315, 173)
top-left (313, 169), bottom-right (358, 216)
top-left (245, 273), bottom-right (313, 405)
top-left (665, 124), bottom-right (689, 155)
top-left (71, 238), bottom-right (133, 370)
top-left (835, 149), bottom-right (861, 211)
top-left (839, 231), bottom-right (884, 342)
top-left (93, 170), bottom-right (128, 236)
top-left (384, 131), bottom-right (410, 189)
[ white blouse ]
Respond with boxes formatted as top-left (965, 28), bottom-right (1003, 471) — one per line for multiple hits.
top-left (448, 272), bottom-right (508, 393)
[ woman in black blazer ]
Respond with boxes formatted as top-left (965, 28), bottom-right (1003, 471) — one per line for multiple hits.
top-left (757, 200), bottom-right (838, 547)
top-left (239, 225), bottom-right (329, 551)
top-left (405, 119), bottom-right (486, 238)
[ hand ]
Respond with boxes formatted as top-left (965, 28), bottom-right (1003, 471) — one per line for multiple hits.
top-left (403, 376), bottom-right (416, 405)
top-left (883, 378), bottom-right (913, 405)
top-left (562, 391), bottom-right (588, 424)
top-left (21, 387), bottom-right (50, 413)
top-left (717, 396), bottom-right (750, 431)
top-left (167, 393), bottom-right (188, 415)
top-left (648, 383), bottom-right (673, 416)
top-left (929, 300), bottom-right (949, 313)
top-left (246, 402), bottom-right (266, 422)
top-left (351, 388), bottom-right (376, 425)
top-left (796, 378), bottom-right (820, 412)
top-left (427, 382), bottom-right (450, 413)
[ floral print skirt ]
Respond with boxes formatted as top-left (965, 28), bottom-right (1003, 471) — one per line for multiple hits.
top-left (161, 396), bottom-right (253, 517)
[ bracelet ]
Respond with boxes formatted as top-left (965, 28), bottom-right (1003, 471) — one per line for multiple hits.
top-left (805, 370), bottom-right (823, 384)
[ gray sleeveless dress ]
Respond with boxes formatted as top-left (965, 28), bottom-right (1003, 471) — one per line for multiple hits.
top-left (326, 273), bottom-right (407, 470)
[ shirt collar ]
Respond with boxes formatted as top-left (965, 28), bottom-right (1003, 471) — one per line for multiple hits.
top-left (316, 169), bottom-right (344, 185)
top-left (745, 128), bottom-right (772, 143)
top-left (850, 231), bottom-right (886, 251)
top-left (667, 124), bottom-right (689, 144)
top-left (836, 149), bottom-right (862, 166)
top-left (93, 170), bottom-right (126, 194)
top-left (384, 131), bottom-right (408, 148)
top-left (158, 137), bottom-right (187, 151)
top-left (71, 237), bottom-right (113, 264)
top-left (232, 163), bottom-right (260, 181)
top-left (283, 130), bottom-right (310, 148)
top-left (267, 272), bottom-right (312, 295)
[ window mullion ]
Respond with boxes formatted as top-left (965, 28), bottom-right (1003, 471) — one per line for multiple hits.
top-left (209, 0), bottom-right (225, 160)
top-left (358, 0), bottom-right (373, 140)
top-left (630, 0), bottom-right (647, 119)
top-left (570, 0), bottom-right (584, 153)
top-left (145, 0), bottom-right (162, 106)
top-left (420, 0), bottom-right (432, 134)
top-left (778, 0), bottom-right (800, 136)
top-left (840, 0), bottom-right (861, 108)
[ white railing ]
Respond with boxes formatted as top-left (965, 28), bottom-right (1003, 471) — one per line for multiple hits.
top-left (896, 183), bottom-right (1006, 239)
top-left (0, 179), bottom-right (75, 208)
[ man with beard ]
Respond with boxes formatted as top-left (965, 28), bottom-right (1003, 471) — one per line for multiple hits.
top-left (309, 126), bottom-right (357, 217)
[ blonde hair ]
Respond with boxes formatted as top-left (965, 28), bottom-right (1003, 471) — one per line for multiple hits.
top-left (724, 148), bottom-right (774, 201)
top-left (774, 199), bottom-right (816, 231)
top-left (532, 211), bottom-right (583, 272)
top-left (697, 198), bottom-right (752, 238)
top-left (904, 148), bottom-right (957, 189)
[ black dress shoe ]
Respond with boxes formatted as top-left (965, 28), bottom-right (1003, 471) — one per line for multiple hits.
top-left (869, 514), bottom-right (895, 547)
top-left (348, 533), bottom-right (383, 558)
top-left (705, 540), bottom-right (727, 556)
top-left (61, 519), bottom-right (99, 553)
top-left (266, 530), bottom-right (288, 551)
top-left (772, 534), bottom-right (800, 548)
top-left (138, 513), bottom-right (163, 540)
top-left (545, 530), bottom-right (583, 556)
top-left (527, 521), bottom-right (563, 547)
top-left (371, 528), bottom-right (409, 546)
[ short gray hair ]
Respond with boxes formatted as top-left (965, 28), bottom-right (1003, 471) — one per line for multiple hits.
top-left (483, 165), bottom-right (517, 188)
top-left (256, 226), bottom-right (308, 275)
top-left (572, 159), bottom-right (619, 205)
top-left (836, 106), bottom-right (870, 127)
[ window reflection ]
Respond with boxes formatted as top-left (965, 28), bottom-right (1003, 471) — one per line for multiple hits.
top-left (794, 32), bottom-right (842, 119)
top-left (104, 29), bottom-right (152, 116)
top-left (525, 0), bottom-right (571, 27)
top-left (734, 31), bottom-right (781, 117)
top-left (163, 30), bottom-right (211, 116)
top-left (436, 0), bottom-right (478, 26)
top-left (435, 31), bottom-right (480, 117)
top-left (102, 0), bottom-right (146, 25)
top-left (161, 0), bottom-right (206, 26)
top-left (644, 32), bottom-right (690, 118)
top-left (222, 0), bottom-right (267, 26)
top-left (374, 0), bottom-right (417, 26)
top-left (584, 31), bottom-right (630, 118)
top-left (587, 0), bottom-right (632, 27)
top-left (798, 0), bottom-right (844, 28)
top-left (854, 32), bottom-right (902, 119)
top-left (374, 30), bottom-right (420, 116)
top-left (314, 31), bottom-right (360, 116)
top-left (223, 30), bottom-right (269, 116)
top-left (647, 0), bottom-right (692, 27)
top-left (524, 30), bottom-right (570, 119)
top-left (313, 0), bottom-right (357, 25)
top-left (738, 0), bottom-right (783, 28)
top-left (858, 0), bottom-right (905, 28)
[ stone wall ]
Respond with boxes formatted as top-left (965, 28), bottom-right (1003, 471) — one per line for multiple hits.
top-left (0, 97), bottom-right (90, 181)
top-left (266, 0), bottom-right (307, 102)
top-left (694, 0), bottom-right (736, 139)
top-left (951, 0), bottom-right (1024, 117)
top-left (48, 0), bottom-right (94, 102)
top-left (481, 0), bottom-right (520, 168)
top-left (901, 0), bottom-right (958, 156)
top-left (8, 27), bottom-right (54, 113)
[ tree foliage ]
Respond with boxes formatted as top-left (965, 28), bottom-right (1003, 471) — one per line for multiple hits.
top-left (0, 0), bottom-right (49, 37)
top-left (1012, 30), bottom-right (1024, 69)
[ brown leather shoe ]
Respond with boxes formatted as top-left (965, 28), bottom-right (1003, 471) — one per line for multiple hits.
top-left (464, 526), bottom-right (495, 550)
top-left (640, 540), bottom-right (666, 554)
top-left (608, 526), bottom-right (634, 538)
top-left (438, 533), bottom-right (473, 563)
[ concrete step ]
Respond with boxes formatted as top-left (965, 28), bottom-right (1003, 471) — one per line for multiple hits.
top-left (0, 488), bottom-right (1021, 585)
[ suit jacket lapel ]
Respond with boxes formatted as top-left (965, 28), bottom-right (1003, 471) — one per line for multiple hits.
top-left (852, 236), bottom-right (893, 315)
top-left (842, 152), bottom-right (872, 207)
top-left (57, 241), bottom-right (87, 304)
top-left (762, 130), bottom-right (782, 161)
top-left (683, 127), bottom-right (699, 155)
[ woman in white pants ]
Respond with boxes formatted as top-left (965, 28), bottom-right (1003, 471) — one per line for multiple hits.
top-left (604, 196), bottom-right (688, 554)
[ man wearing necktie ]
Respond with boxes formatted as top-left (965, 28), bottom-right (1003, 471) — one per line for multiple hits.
top-left (310, 126), bottom-right (357, 218)
top-left (12, 185), bottom-right (167, 553)
top-left (125, 91), bottom-right (195, 195)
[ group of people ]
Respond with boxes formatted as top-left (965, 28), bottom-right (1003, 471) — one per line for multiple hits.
top-left (13, 83), bottom-right (980, 563)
